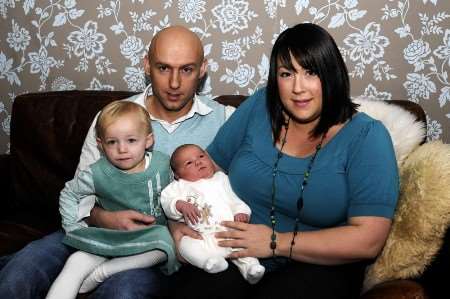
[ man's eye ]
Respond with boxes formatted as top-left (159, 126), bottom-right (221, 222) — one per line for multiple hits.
top-left (158, 66), bottom-right (168, 72)
top-left (199, 154), bottom-right (204, 158)
top-left (182, 67), bottom-right (193, 74)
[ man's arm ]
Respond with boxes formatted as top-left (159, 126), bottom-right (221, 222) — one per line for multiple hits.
top-left (59, 169), bottom-right (96, 232)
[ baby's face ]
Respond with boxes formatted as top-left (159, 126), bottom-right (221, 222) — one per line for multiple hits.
top-left (174, 145), bottom-right (215, 182)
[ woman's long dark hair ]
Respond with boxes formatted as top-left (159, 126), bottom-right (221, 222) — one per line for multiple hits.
top-left (266, 23), bottom-right (358, 142)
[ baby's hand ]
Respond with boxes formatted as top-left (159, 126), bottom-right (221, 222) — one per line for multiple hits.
top-left (176, 200), bottom-right (201, 225)
top-left (234, 213), bottom-right (249, 223)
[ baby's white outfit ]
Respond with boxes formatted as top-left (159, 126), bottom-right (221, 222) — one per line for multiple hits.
top-left (161, 171), bottom-right (265, 284)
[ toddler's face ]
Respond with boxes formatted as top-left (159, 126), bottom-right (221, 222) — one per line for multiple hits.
top-left (98, 114), bottom-right (153, 173)
top-left (174, 145), bottom-right (215, 181)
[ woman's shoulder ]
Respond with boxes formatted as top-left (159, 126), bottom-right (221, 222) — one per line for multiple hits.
top-left (224, 88), bottom-right (268, 125)
top-left (351, 112), bottom-right (390, 135)
top-left (239, 87), bottom-right (267, 110)
top-left (344, 112), bottom-right (388, 134)
top-left (327, 113), bottom-right (390, 148)
top-left (337, 112), bottom-right (393, 150)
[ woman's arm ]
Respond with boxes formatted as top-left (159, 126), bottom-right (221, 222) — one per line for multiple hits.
top-left (217, 216), bottom-right (391, 265)
top-left (279, 216), bottom-right (391, 264)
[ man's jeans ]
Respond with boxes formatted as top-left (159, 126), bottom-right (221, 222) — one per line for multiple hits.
top-left (0, 230), bottom-right (168, 299)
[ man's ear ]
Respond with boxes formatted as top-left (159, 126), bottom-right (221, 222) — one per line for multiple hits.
top-left (145, 133), bottom-right (154, 149)
top-left (199, 58), bottom-right (208, 79)
top-left (143, 53), bottom-right (151, 76)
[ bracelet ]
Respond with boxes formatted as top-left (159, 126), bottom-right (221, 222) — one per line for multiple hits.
top-left (270, 232), bottom-right (277, 257)
top-left (289, 231), bottom-right (298, 260)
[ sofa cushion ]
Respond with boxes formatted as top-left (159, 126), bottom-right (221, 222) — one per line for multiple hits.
top-left (363, 141), bottom-right (450, 292)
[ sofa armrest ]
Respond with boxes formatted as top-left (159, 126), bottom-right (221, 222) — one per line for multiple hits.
top-left (0, 154), bottom-right (50, 255)
top-left (360, 280), bottom-right (428, 299)
top-left (0, 154), bottom-right (12, 213)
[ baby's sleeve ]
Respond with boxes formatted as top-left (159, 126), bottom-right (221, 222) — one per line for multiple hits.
top-left (160, 181), bottom-right (185, 221)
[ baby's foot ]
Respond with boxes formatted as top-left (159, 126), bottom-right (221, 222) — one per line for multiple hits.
top-left (246, 264), bottom-right (265, 284)
top-left (204, 257), bottom-right (228, 273)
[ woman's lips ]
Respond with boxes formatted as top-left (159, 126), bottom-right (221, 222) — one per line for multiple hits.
top-left (292, 98), bottom-right (312, 107)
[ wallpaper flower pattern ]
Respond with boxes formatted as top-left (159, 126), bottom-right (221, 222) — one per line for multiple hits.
top-left (0, 0), bottom-right (449, 153)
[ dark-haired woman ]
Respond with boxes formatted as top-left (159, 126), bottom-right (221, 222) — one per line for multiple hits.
top-left (169, 23), bottom-right (399, 299)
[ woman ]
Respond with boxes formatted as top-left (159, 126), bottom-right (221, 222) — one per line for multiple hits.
top-left (170, 23), bottom-right (399, 299)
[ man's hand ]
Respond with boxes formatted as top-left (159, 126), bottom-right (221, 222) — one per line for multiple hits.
top-left (88, 206), bottom-right (155, 230)
top-left (168, 220), bottom-right (202, 263)
top-left (234, 213), bottom-right (249, 223)
top-left (175, 200), bottom-right (201, 225)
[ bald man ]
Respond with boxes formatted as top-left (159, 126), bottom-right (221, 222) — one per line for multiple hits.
top-left (0, 26), bottom-right (234, 299)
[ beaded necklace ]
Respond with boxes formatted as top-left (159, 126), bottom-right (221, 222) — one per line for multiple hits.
top-left (270, 118), bottom-right (326, 260)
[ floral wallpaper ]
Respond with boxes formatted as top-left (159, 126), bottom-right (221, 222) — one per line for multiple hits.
top-left (0, 0), bottom-right (449, 154)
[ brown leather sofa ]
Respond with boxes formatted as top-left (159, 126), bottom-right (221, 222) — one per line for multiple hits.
top-left (0, 90), bottom-right (446, 298)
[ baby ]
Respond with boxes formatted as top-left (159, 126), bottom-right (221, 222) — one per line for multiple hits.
top-left (46, 101), bottom-right (178, 299)
top-left (161, 144), bottom-right (265, 284)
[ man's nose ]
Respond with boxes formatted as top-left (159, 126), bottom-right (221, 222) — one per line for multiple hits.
top-left (169, 70), bottom-right (180, 89)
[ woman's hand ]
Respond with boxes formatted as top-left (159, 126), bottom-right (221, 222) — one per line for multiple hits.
top-left (215, 221), bottom-right (273, 259)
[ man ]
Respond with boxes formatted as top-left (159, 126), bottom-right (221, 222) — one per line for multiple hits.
top-left (0, 26), bottom-right (233, 299)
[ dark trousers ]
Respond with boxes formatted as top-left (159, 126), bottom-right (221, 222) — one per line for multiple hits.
top-left (169, 260), bottom-right (367, 299)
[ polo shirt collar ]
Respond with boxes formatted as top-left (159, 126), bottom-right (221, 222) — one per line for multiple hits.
top-left (143, 84), bottom-right (213, 131)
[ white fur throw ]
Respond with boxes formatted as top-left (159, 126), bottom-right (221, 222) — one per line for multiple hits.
top-left (354, 97), bottom-right (426, 166)
top-left (363, 141), bottom-right (450, 292)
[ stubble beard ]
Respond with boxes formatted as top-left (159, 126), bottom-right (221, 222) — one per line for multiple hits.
top-left (150, 90), bottom-right (192, 114)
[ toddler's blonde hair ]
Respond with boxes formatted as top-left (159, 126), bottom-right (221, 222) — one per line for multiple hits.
top-left (95, 101), bottom-right (152, 139)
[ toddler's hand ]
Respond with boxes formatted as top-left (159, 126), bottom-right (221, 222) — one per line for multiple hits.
top-left (89, 207), bottom-right (155, 230)
top-left (234, 213), bottom-right (249, 223)
top-left (176, 200), bottom-right (201, 225)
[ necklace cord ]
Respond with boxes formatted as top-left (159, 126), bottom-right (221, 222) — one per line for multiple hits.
top-left (270, 120), bottom-right (326, 261)
top-left (270, 118), bottom-right (290, 258)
